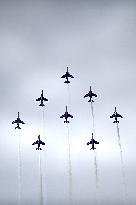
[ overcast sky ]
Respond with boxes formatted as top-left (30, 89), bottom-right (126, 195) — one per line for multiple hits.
top-left (0, 0), bottom-right (136, 204)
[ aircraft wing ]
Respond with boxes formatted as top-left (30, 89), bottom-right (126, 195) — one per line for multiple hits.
top-left (19, 119), bottom-right (25, 124)
top-left (92, 93), bottom-right (97, 97)
top-left (43, 97), bottom-right (48, 101)
top-left (87, 140), bottom-right (92, 145)
top-left (94, 140), bottom-right (99, 144)
top-left (36, 97), bottom-right (41, 101)
top-left (68, 73), bottom-right (74, 78)
top-left (60, 114), bottom-right (65, 118)
top-left (61, 74), bottom-right (66, 78)
top-left (40, 140), bottom-right (45, 145)
top-left (68, 114), bottom-right (73, 118)
top-left (12, 120), bottom-right (17, 124)
top-left (84, 93), bottom-right (89, 98)
top-left (110, 114), bottom-right (115, 118)
top-left (117, 113), bottom-right (123, 118)
top-left (32, 140), bottom-right (38, 145)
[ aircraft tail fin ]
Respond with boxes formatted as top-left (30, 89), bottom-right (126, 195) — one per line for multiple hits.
top-left (91, 147), bottom-right (96, 150)
top-left (36, 147), bottom-right (42, 150)
top-left (39, 103), bottom-right (45, 107)
top-left (88, 99), bottom-right (94, 102)
top-left (15, 126), bottom-right (21, 129)
top-left (64, 80), bottom-right (70, 84)
top-left (113, 121), bottom-right (119, 123)
top-left (64, 121), bottom-right (69, 123)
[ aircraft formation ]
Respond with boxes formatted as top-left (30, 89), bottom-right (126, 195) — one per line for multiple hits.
top-left (12, 66), bottom-right (123, 151)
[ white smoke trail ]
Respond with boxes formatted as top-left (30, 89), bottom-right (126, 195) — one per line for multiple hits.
top-left (94, 150), bottom-right (99, 190)
top-left (116, 123), bottom-right (128, 204)
top-left (42, 107), bottom-right (47, 205)
top-left (90, 101), bottom-right (100, 205)
top-left (18, 130), bottom-right (22, 205)
top-left (90, 101), bottom-right (96, 136)
top-left (67, 123), bottom-right (73, 205)
top-left (39, 151), bottom-right (43, 205)
top-left (67, 84), bottom-right (72, 112)
top-left (66, 83), bottom-right (73, 204)
top-left (94, 150), bottom-right (101, 205)
top-left (90, 101), bottom-right (98, 188)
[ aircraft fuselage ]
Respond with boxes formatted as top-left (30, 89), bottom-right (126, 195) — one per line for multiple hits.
top-left (36, 141), bottom-right (42, 150)
top-left (64, 112), bottom-right (69, 123)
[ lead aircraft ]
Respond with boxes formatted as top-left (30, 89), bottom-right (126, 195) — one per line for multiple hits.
top-left (61, 67), bottom-right (74, 84)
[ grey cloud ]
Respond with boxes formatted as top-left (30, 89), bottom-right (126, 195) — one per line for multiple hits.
top-left (0, 0), bottom-right (136, 204)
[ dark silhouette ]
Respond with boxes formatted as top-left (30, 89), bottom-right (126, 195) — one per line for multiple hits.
top-left (84, 86), bottom-right (97, 102)
top-left (60, 106), bottom-right (73, 123)
top-left (87, 133), bottom-right (99, 150)
top-left (32, 135), bottom-right (45, 150)
top-left (36, 90), bottom-right (48, 106)
top-left (110, 107), bottom-right (123, 123)
top-left (12, 112), bottom-right (25, 129)
top-left (61, 67), bottom-right (74, 84)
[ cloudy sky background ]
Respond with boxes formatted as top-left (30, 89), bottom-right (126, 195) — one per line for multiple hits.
top-left (0, 0), bottom-right (136, 204)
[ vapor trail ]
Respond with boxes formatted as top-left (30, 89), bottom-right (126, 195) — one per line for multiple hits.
top-left (90, 101), bottom-right (100, 204)
top-left (42, 107), bottom-right (47, 205)
top-left (66, 83), bottom-right (73, 204)
top-left (67, 84), bottom-right (72, 112)
top-left (39, 151), bottom-right (43, 205)
top-left (94, 150), bottom-right (99, 190)
top-left (18, 130), bottom-right (22, 205)
top-left (90, 101), bottom-right (98, 187)
top-left (67, 123), bottom-right (73, 205)
top-left (90, 101), bottom-right (96, 136)
top-left (116, 123), bottom-right (127, 204)
top-left (40, 107), bottom-right (45, 138)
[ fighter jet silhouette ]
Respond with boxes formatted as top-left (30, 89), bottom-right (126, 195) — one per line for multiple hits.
top-left (87, 133), bottom-right (99, 150)
top-left (84, 86), bottom-right (97, 102)
top-left (12, 112), bottom-right (25, 129)
top-left (60, 106), bottom-right (73, 123)
top-left (61, 67), bottom-right (74, 84)
top-left (36, 90), bottom-right (48, 106)
top-left (110, 107), bottom-right (123, 123)
top-left (32, 135), bottom-right (45, 150)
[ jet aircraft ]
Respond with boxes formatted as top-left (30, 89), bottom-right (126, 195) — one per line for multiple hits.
top-left (84, 86), bottom-right (97, 102)
top-left (36, 90), bottom-right (48, 106)
top-left (60, 106), bottom-right (73, 123)
top-left (110, 107), bottom-right (123, 123)
top-left (12, 112), bottom-right (25, 129)
top-left (32, 135), bottom-right (45, 150)
top-left (61, 67), bottom-right (74, 84)
top-left (87, 133), bottom-right (99, 150)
